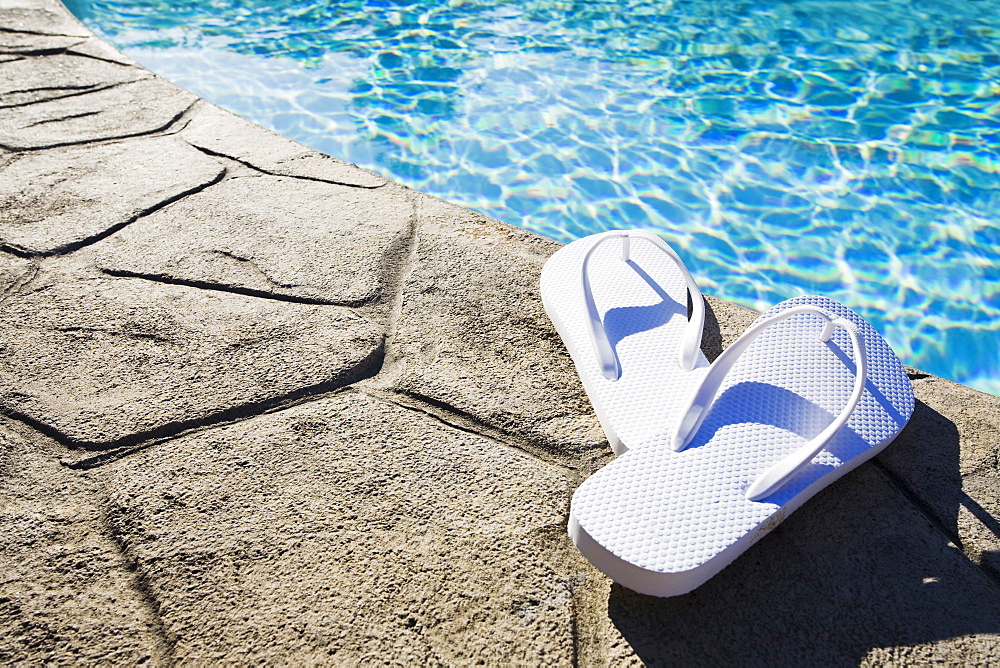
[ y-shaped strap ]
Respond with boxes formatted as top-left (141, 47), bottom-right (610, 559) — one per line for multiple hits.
top-left (581, 230), bottom-right (705, 381)
top-left (669, 304), bottom-right (868, 502)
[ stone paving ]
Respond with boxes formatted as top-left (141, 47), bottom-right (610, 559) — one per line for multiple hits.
top-left (1, 0), bottom-right (999, 663)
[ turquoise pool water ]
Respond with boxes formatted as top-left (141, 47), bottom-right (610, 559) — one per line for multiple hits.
top-left (66, 0), bottom-right (999, 395)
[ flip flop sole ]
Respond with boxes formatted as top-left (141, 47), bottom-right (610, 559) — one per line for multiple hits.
top-left (569, 295), bottom-right (915, 597)
top-left (540, 230), bottom-right (709, 454)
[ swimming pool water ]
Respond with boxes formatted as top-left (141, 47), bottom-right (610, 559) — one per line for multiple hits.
top-left (65, 0), bottom-right (1000, 395)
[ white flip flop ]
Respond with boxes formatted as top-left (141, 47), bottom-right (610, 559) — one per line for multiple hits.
top-left (569, 295), bottom-right (915, 597)
top-left (540, 230), bottom-right (709, 454)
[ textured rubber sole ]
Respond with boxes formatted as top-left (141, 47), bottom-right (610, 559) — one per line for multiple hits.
top-left (540, 230), bottom-right (708, 454)
top-left (569, 296), bottom-right (915, 597)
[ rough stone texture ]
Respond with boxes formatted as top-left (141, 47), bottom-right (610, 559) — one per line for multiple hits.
top-left (0, 54), bottom-right (142, 106)
top-left (370, 193), bottom-right (609, 462)
top-left (93, 175), bottom-right (413, 305)
top-left (0, 77), bottom-right (195, 150)
top-left (0, 6), bottom-right (88, 37)
top-left (0, 258), bottom-right (384, 448)
top-left (0, 422), bottom-right (162, 663)
top-left (95, 391), bottom-right (581, 663)
top-left (1, 0), bottom-right (999, 663)
top-left (878, 374), bottom-right (1000, 582)
top-left (0, 30), bottom-right (83, 54)
top-left (0, 136), bottom-right (224, 254)
top-left (180, 101), bottom-right (387, 189)
top-left (0, 251), bottom-right (34, 293)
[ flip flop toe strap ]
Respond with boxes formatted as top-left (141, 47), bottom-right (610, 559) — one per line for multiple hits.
top-left (669, 304), bottom-right (869, 502)
top-left (581, 230), bottom-right (705, 381)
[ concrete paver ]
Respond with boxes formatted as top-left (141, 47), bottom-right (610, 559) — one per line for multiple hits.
top-left (93, 175), bottom-right (414, 305)
top-left (376, 193), bottom-right (608, 462)
top-left (0, 423), bottom-right (162, 663)
top-left (95, 390), bottom-right (580, 664)
top-left (878, 375), bottom-right (1000, 583)
top-left (0, 136), bottom-right (224, 254)
top-left (0, 78), bottom-right (195, 150)
top-left (604, 463), bottom-right (1000, 665)
top-left (179, 102), bottom-right (388, 189)
top-left (0, 259), bottom-right (383, 448)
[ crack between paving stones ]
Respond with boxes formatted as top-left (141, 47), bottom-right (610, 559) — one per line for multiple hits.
top-left (569, 596), bottom-right (581, 668)
top-left (872, 459), bottom-right (965, 548)
top-left (23, 108), bottom-right (100, 127)
top-left (0, 412), bottom-right (174, 657)
top-left (100, 268), bottom-right (375, 308)
top-left (566, 563), bottom-right (608, 667)
top-left (0, 164), bottom-right (224, 258)
top-left (357, 386), bottom-right (576, 472)
top-left (363, 195), bottom-right (422, 388)
top-left (93, 492), bottom-right (178, 663)
top-left (46, 342), bottom-right (385, 461)
top-left (67, 376), bottom-right (580, 472)
top-left (0, 44), bottom-right (87, 58)
top-left (210, 248), bottom-right (303, 290)
top-left (61, 388), bottom-right (362, 470)
top-left (872, 459), bottom-right (1000, 590)
top-left (188, 143), bottom-right (388, 189)
top-left (561, 473), bottom-right (586, 668)
top-left (60, 48), bottom-right (141, 67)
top-left (3, 82), bottom-right (100, 95)
top-left (0, 41), bottom-right (145, 67)
top-left (354, 201), bottom-right (588, 472)
top-left (557, 458), bottom-right (615, 668)
top-left (0, 98), bottom-right (197, 153)
top-left (0, 79), bottom-right (147, 109)
top-left (53, 325), bottom-right (175, 345)
top-left (0, 27), bottom-right (88, 38)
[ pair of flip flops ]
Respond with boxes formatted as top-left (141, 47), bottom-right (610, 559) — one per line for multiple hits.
top-left (541, 230), bottom-right (915, 597)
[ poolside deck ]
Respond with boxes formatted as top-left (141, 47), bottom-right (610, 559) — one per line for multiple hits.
top-left (1, 0), bottom-right (999, 663)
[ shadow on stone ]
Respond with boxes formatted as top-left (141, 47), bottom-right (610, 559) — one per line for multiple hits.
top-left (699, 297), bottom-right (725, 363)
top-left (605, 401), bottom-right (1000, 664)
top-left (964, 499), bottom-right (1000, 554)
top-left (877, 399), bottom-right (965, 546)
top-left (877, 395), bottom-right (1000, 580)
